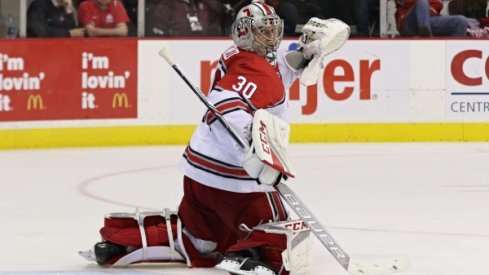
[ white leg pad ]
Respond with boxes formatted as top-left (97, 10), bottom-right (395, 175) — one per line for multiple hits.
top-left (255, 220), bottom-right (313, 274)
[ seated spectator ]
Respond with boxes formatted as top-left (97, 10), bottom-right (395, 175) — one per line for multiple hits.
top-left (321, 0), bottom-right (354, 26)
top-left (395, 0), bottom-right (468, 37)
top-left (448, 0), bottom-right (489, 37)
top-left (449, 0), bottom-right (487, 19)
top-left (268, 0), bottom-right (298, 36)
top-left (288, 0), bottom-right (353, 33)
top-left (27, 0), bottom-right (85, 37)
top-left (228, 0), bottom-right (247, 11)
top-left (78, 0), bottom-right (130, 37)
top-left (121, 0), bottom-right (138, 36)
top-left (355, 0), bottom-right (379, 37)
top-left (290, 0), bottom-right (327, 25)
top-left (219, 0), bottom-right (237, 36)
top-left (145, 0), bottom-right (223, 37)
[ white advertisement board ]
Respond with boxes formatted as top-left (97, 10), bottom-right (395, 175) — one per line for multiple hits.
top-left (446, 41), bottom-right (489, 121)
top-left (2, 39), bottom-right (489, 130)
top-left (140, 39), bottom-right (415, 124)
top-left (289, 40), bottom-right (411, 123)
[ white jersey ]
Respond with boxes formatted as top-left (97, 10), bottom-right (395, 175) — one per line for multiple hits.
top-left (179, 45), bottom-right (301, 193)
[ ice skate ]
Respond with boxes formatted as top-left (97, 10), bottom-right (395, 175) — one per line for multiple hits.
top-left (216, 256), bottom-right (277, 275)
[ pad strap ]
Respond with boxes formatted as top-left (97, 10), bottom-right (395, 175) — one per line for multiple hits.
top-left (113, 246), bottom-right (185, 266)
top-left (106, 209), bottom-right (191, 266)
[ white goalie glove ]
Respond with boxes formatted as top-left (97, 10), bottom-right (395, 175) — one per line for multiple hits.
top-left (285, 17), bottom-right (350, 86)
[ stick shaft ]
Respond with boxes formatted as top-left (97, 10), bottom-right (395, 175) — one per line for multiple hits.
top-left (275, 183), bottom-right (351, 269)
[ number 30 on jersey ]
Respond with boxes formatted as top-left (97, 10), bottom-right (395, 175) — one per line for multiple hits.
top-left (232, 76), bottom-right (257, 99)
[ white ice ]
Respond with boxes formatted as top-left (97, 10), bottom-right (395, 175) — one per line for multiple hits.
top-left (1, 143), bottom-right (489, 275)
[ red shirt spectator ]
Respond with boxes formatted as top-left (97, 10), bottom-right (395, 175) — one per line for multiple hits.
top-left (78, 0), bottom-right (130, 37)
top-left (395, 0), bottom-right (443, 31)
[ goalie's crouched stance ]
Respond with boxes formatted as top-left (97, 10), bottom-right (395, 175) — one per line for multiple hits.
top-left (79, 110), bottom-right (311, 274)
top-left (79, 209), bottom-right (312, 275)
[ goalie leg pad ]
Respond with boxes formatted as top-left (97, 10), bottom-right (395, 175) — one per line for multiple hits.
top-left (80, 209), bottom-right (219, 267)
top-left (99, 209), bottom-right (189, 266)
top-left (216, 220), bottom-right (312, 275)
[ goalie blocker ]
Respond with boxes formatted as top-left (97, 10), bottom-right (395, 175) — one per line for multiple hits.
top-left (79, 209), bottom-right (312, 275)
top-left (243, 109), bottom-right (295, 186)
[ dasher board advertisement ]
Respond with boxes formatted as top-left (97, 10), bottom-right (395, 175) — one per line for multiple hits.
top-left (144, 40), bottom-right (411, 124)
top-left (0, 39), bottom-right (137, 122)
top-left (446, 41), bottom-right (489, 121)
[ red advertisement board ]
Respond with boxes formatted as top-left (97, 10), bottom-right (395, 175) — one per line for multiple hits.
top-left (0, 38), bottom-right (137, 121)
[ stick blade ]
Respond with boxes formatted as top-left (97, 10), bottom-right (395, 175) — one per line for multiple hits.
top-left (347, 258), bottom-right (411, 275)
top-left (158, 47), bottom-right (175, 66)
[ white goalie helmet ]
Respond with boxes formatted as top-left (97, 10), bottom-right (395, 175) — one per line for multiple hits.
top-left (231, 0), bottom-right (284, 57)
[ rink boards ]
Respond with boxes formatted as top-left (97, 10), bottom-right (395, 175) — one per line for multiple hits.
top-left (0, 38), bottom-right (488, 149)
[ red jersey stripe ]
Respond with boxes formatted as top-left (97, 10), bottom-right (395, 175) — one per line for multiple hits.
top-left (184, 146), bottom-right (252, 179)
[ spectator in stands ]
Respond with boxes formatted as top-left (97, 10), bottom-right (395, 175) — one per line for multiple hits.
top-left (395, 0), bottom-right (468, 37)
top-left (216, 0), bottom-right (237, 36)
top-left (27, 0), bottom-right (85, 37)
top-left (145, 0), bottom-right (223, 37)
top-left (448, 0), bottom-right (489, 37)
top-left (267, 0), bottom-right (298, 36)
top-left (449, 0), bottom-right (487, 19)
top-left (287, 0), bottom-right (354, 32)
top-left (78, 0), bottom-right (130, 37)
top-left (289, 0), bottom-right (327, 25)
top-left (121, 0), bottom-right (138, 36)
top-left (228, 0), bottom-right (247, 11)
top-left (318, 0), bottom-right (355, 25)
top-left (355, 0), bottom-right (379, 37)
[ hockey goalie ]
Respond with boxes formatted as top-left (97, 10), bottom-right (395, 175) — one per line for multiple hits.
top-left (79, 1), bottom-right (349, 274)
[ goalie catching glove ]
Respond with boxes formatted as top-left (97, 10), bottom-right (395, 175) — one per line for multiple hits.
top-left (285, 17), bottom-right (350, 86)
top-left (243, 109), bottom-right (295, 186)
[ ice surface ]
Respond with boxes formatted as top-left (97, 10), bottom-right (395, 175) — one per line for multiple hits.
top-left (1, 143), bottom-right (489, 274)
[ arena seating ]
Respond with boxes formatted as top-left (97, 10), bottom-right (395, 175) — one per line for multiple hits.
top-left (379, 0), bottom-right (489, 37)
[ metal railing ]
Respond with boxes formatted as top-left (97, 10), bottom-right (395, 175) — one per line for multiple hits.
top-left (380, 0), bottom-right (400, 37)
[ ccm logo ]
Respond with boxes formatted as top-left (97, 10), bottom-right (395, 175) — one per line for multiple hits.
top-left (258, 120), bottom-right (270, 154)
top-left (451, 50), bottom-right (489, 86)
top-left (284, 220), bottom-right (308, 232)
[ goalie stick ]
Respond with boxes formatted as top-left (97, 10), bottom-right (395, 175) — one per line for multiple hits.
top-left (158, 47), bottom-right (410, 275)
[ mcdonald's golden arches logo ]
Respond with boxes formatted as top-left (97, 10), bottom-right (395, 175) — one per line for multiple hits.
top-left (112, 92), bottom-right (129, 108)
top-left (27, 94), bottom-right (45, 110)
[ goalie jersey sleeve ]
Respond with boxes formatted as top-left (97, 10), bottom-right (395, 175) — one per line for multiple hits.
top-left (179, 46), bottom-right (295, 193)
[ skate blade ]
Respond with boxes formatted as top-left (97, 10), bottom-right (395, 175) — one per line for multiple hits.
top-left (78, 249), bottom-right (96, 262)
